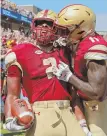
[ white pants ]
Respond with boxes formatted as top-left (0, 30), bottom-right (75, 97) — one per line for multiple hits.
top-left (83, 99), bottom-right (107, 136)
top-left (25, 100), bottom-right (86, 136)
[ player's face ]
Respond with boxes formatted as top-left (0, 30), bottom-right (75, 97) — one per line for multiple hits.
top-left (33, 20), bottom-right (56, 46)
top-left (36, 22), bottom-right (52, 39)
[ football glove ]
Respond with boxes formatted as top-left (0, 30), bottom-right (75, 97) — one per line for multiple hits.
top-left (52, 61), bottom-right (72, 82)
top-left (53, 37), bottom-right (67, 47)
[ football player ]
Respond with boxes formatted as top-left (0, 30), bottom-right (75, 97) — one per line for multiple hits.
top-left (4, 9), bottom-right (85, 136)
top-left (53, 4), bottom-right (107, 136)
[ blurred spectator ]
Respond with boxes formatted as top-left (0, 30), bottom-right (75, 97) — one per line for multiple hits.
top-left (1, 0), bottom-right (35, 19)
top-left (0, 1), bottom-right (36, 127)
top-left (19, 26), bottom-right (25, 33)
top-left (1, 25), bottom-right (34, 106)
top-left (1, 26), bottom-right (34, 57)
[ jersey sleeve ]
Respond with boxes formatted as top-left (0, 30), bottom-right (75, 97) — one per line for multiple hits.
top-left (84, 44), bottom-right (107, 60)
top-left (7, 65), bottom-right (22, 78)
top-left (4, 44), bottom-right (26, 76)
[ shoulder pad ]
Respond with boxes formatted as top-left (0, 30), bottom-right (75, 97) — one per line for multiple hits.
top-left (5, 52), bottom-right (17, 67)
top-left (84, 44), bottom-right (107, 60)
top-left (5, 52), bottom-right (23, 76)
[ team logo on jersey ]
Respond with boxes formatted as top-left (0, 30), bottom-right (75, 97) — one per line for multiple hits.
top-left (35, 50), bottom-right (43, 54)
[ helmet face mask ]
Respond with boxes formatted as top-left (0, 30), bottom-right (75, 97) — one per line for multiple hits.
top-left (31, 10), bottom-right (57, 46)
top-left (32, 19), bottom-right (56, 45)
top-left (34, 19), bottom-right (54, 27)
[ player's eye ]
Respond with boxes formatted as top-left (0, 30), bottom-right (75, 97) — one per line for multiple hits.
top-left (34, 20), bottom-right (53, 27)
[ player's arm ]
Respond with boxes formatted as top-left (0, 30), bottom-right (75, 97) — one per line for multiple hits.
top-left (69, 86), bottom-right (92, 135)
top-left (4, 51), bottom-right (22, 119)
top-left (4, 52), bottom-right (30, 131)
top-left (53, 60), bottom-right (107, 100)
top-left (4, 65), bottom-right (26, 131)
top-left (5, 65), bottom-right (33, 131)
top-left (69, 60), bottom-right (107, 100)
top-left (4, 68), bottom-right (21, 119)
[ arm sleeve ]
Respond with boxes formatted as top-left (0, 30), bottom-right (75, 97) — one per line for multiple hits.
top-left (7, 65), bottom-right (22, 78)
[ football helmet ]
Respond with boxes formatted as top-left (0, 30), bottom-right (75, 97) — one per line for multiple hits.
top-left (31, 9), bottom-right (57, 45)
top-left (56, 4), bottom-right (96, 44)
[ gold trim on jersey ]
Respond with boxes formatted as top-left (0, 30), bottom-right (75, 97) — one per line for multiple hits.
top-left (5, 52), bottom-right (23, 76)
top-left (84, 52), bottom-right (107, 60)
top-left (88, 44), bottom-right (107, 52)
top-left (84, 44), bottom-right (107, 60)
top-left (5, 52), bottom-right (16, 67)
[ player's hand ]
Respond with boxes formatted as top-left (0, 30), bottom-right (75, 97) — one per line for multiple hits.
top-left (53, 37), bottom-right (67, 47)
top-left (52, 61), bottom-right (72, 82)
top-left (5, 117), bottom-right (33, 132)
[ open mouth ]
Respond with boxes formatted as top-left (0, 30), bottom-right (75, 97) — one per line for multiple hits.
top-left (41, 30), bottom-right (47, 33)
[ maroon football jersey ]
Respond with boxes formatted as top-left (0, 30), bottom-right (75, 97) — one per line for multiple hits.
top-left (74, 33), bottom-right (107, 99)
top-left (7, 43), bottom-right (71, 103)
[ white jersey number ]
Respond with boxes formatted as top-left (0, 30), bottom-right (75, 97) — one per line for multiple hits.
top-left (89, 37), bottom-right (99, 43)
top-left (43, 57), bottom-right (57, 79)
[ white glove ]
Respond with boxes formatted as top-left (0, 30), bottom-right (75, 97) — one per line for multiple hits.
top-left (52, 61), bottom-right (72, 82)
top-left (53, 37), bottom-right (67, 47)
top-left (79, 119), bottom-right (92, 136)
top-left (5, 117), bottom-right (33, 132)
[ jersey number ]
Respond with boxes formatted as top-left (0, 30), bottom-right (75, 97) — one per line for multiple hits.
top-left (89, 37), bottom-right (99, 43)
top-left (43, 57), bottom-right (57, 79)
